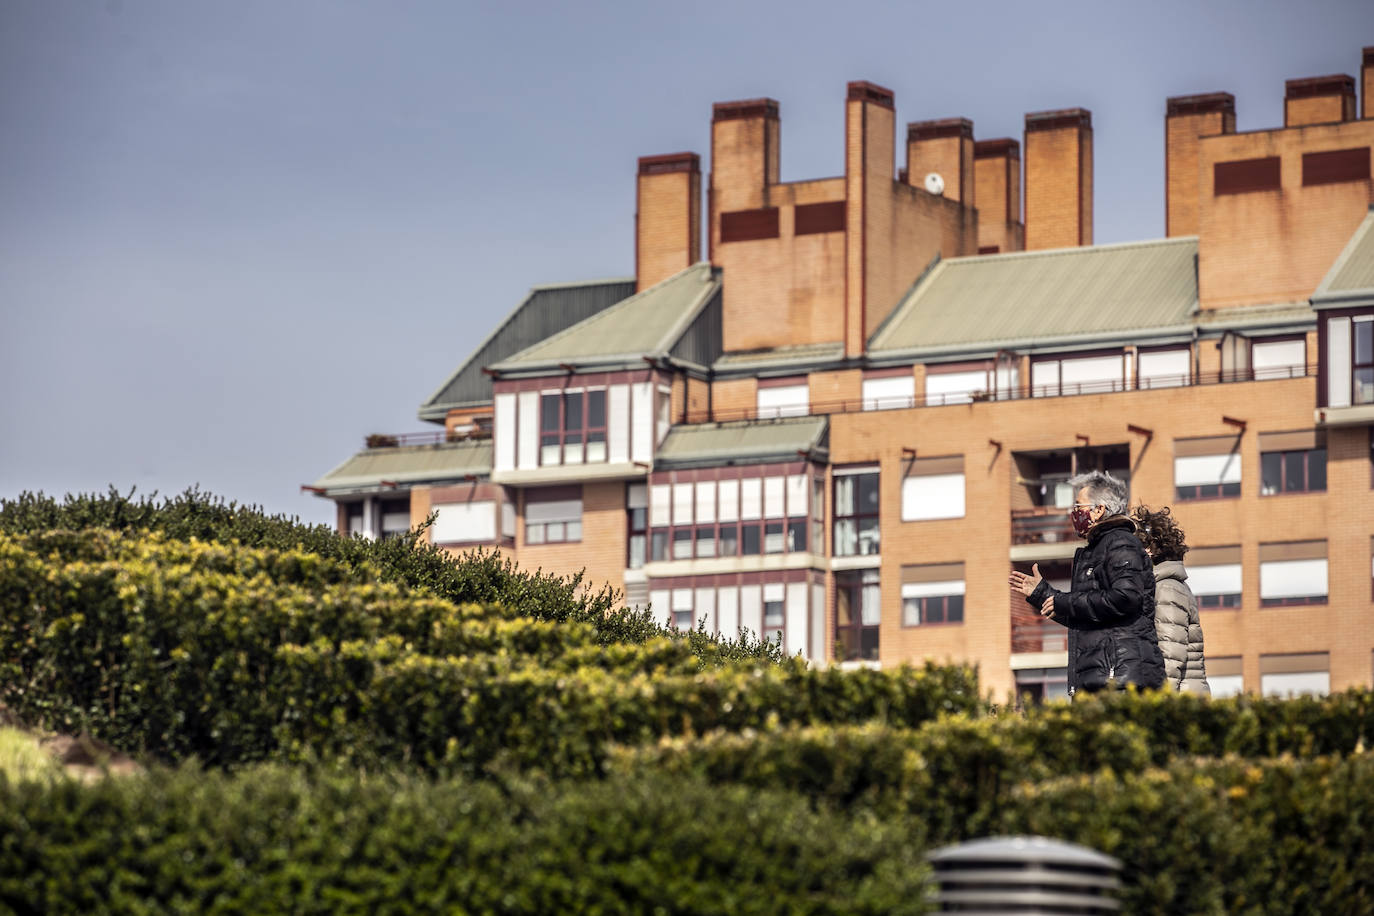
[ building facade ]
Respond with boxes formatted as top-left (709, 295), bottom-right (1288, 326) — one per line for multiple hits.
top-left (311, 46), bottom-right (1374, 700)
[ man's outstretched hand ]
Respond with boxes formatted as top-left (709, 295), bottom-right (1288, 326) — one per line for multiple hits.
top-left (1008, 562), bottom-right (1043, 599)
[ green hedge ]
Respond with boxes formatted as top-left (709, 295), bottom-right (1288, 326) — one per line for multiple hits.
top-left (0, 765), bottom-right (933, 915)
top-left (0, 530), bottom-right (980, 772)
top-left (4, 754), bottom-right (1372, 915)
top-left (0, 488), bottom-right (780, 662)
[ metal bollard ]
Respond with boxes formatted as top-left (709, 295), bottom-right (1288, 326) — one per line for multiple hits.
top-left (926, 835), bottom-right (1122, 914)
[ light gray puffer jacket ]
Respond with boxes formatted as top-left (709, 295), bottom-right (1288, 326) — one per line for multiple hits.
top-left (1153, 560), bottom-right (1210, 695)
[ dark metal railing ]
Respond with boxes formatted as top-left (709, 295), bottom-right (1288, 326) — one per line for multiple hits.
top-left (1010, 507), bottom-right (1077, 546)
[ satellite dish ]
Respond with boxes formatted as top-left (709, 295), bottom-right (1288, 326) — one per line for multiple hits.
top-left (924, 172), bottom-right (945, 196)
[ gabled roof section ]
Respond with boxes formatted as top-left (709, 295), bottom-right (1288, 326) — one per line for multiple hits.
top-left (655, 416), bottom-right (829, 469)
top-left (1313, 206), bottom-right (1374, 307)
top-left (418, 276), bottom-right (635, 421)
top-left (491, 262), bottom-right (721, 373)
top-left (868, 237), bottom-right (1200, 358)
top-left (713, 341), bottom-right (846, 375)
top-left (311, 441), bottom-right (493, 495)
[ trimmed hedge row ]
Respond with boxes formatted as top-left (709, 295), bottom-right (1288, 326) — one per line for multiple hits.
top-left (4, 754), bottom-right (1372, 915)
top-left (613, 689), bottom-right (1374, 838)
top-left (0, 488), bottom-right (780, 662)
top-left (0, 765), bottom-right (933, 915)
top-left (0, 531), bottom-right (980, 772)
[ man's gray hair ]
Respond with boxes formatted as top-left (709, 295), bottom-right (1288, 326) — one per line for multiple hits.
top-left (1068, 470), bottom-right (1129, 516)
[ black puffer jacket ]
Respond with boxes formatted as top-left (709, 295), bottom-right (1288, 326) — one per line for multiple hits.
top-left (1027, 515), bottom-right (1165, 693)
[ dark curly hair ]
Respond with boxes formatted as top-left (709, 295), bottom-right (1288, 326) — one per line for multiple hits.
top-left (1132, 504), bottom-right (1189, 563)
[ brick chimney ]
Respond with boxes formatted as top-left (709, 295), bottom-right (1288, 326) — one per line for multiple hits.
top-left (1165, 93), bottom-right (1235, 237)
top-left (973, 138), bottom-right (1023, 254)
top-left (1024, 108), bottom-right (1093, 250)
top-left (906, 117), bottom-right (974, 204)
top-left (1363, 48), bottom-right (1374, 119)
top-left (845, 80), bottom-right (896, 357)
top-left (709, 98), bottom-right (780, 262)
top-left (636, 153), bottom-right (701, 292)
top-left (1284, 75), bottom-right (1356, 127)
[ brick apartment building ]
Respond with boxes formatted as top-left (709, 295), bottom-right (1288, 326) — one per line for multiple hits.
top-left (311, 46), bottom-right (1374, 700)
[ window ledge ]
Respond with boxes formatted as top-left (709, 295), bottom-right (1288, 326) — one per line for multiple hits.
top-left (1316, 403), bottom-right (1374, 427)
top-left (492, 462), bottom-right (648, 486)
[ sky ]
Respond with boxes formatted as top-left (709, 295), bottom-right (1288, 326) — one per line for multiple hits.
top-left (3, 0), bottom-right (1372, 526)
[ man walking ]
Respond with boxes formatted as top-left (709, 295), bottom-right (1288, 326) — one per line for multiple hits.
top-left (1009, 470), bottom-right (1165, 694)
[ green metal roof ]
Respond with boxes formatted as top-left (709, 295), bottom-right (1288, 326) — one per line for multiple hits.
top-left (312, 441), bottom-right (493, 493)
top-left (418, 277), bottom-right (635, 420)
top-left (1313, 206), bottom-right (1374, 307)
top-left (869, 237), bottom-right (1200, 357)
top-left (713, 341), bottom-right (845, 374)
top-left (655, 416), bottom-right (829, 468)
top-left (492, 262), bottom-right (720, 372)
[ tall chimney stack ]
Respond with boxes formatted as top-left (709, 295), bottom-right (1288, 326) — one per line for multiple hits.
top-left (1024, 108), bottom-right (1093, 250)
top-left (709, 98), bottom-right (780, 263)
top-left (1165, 93), bottom-right (1235, 238)
top-left (636, 153), bottom-right (701, 292)
top-left (1285, 75), bottom-right (1356, 127)
top-left (973, 138), bottom-right (1023, 254)
top-left (906, 117), bottom-right (974, 204)
top-left (1364, 48), bottom-right (1374, 119)
top-left (845, 81), bottom-right (896, 357)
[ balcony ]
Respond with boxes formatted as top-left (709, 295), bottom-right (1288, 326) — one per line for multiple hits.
top-left (1010, 507), bottom-right (1076, 546)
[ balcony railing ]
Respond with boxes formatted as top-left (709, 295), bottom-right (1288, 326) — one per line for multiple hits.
top-left (1012, 621), bottom-right (1068, 655)
top-left (691, 362), bottom-right (1318, 424)
top-left (1011, 507), bottom-right (1076, 546)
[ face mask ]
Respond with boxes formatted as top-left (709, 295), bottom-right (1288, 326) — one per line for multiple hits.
top-left (1069, 505), bottom-right (1094, 538)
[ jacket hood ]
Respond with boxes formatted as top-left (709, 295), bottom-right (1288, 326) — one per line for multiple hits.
top-left (1086, 514), bottom-right (1136, 545)
top-left (1154, 559), bottom-right (1188, 582)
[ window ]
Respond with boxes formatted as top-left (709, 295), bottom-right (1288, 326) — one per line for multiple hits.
top-left (1260, 653), bottom-right (1329, 697)
top-left (834, 469), bottom-right (880, 556)
top-left (525, 487), bottom-right (582, 544)
top-left (1031, 352), bottom-right (1124, 397)
top-left (757, 379), bottom-right (808, 418)
top-left (1207, 656), bottom-right (1244, 698)
top-left (539, 389), bottom-right (607, 466)
top-left (763, 583), bottom-right (786, 646)
top-left (432, 501), bottom-right (496, 544)
top-left (1251, 338), bottom-right (1306, 381)
top-left (1137, 347), bottom-right (1190, 389)
top-left (835, 569), bottom-right (880, 661)
top-left (1174, 435), bottom-right (1242, 500)
top-left (1259, 541), bottom-right (1327, 607)
top-left (900, 456), bottom-right (965, 521)
top-left (1325, 314), bottom-right (1374, 407)
top-left (644, 468), bottom-right (815, 564)
top-left (1014, 667), bottom-right (1069, 704)
top-left (379, 498), bottom-right (411, 540)
top-left (627, 484), bottom-right (647, 569)
top-left (1259, 431), bottom-right (1326, 495)
top-left (1187, 546), bottom-right (1242, 609)
top-left (926, 362), bottom-right (1018, 405)
top-left (344, 501), bottom-right (367, 538)
top-left (862, 373), bottom-right (914, 411)
top-left (901, 563), bottom-right (964, 626)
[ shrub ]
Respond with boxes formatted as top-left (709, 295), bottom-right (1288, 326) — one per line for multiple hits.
top-left (0, 764), bottom-right (934, 915)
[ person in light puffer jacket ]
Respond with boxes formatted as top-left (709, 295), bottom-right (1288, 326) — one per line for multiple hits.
top-left (1132, 504), bottom-right (1210, 695)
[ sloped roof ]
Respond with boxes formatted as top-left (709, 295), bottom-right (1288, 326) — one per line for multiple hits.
top-left (655, 416), bottom-right (829, 468)
top-left (1313, 206), bottom-right (1374, 306)
top-left (418, 277), bottom-right (635, 420)
top-left (492, 262), bottom-right (721, 372)
top-left (869, 237), bottom-right (1200, 357)
top-left (311, 441), bottom-right (493, 494)
top-left (713, 341), bottom-right (846, 374)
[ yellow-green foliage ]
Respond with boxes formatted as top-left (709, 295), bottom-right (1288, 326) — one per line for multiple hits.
top-left (3, 493), bottom-right (1374, 914)
top-left (0, 727), bottom-right (61, 786)
top-left (0, 529), bottom-right (980, 773)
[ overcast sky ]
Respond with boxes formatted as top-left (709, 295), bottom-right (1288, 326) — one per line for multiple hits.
top-left (3, 1), bottom-right (1372, 525)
